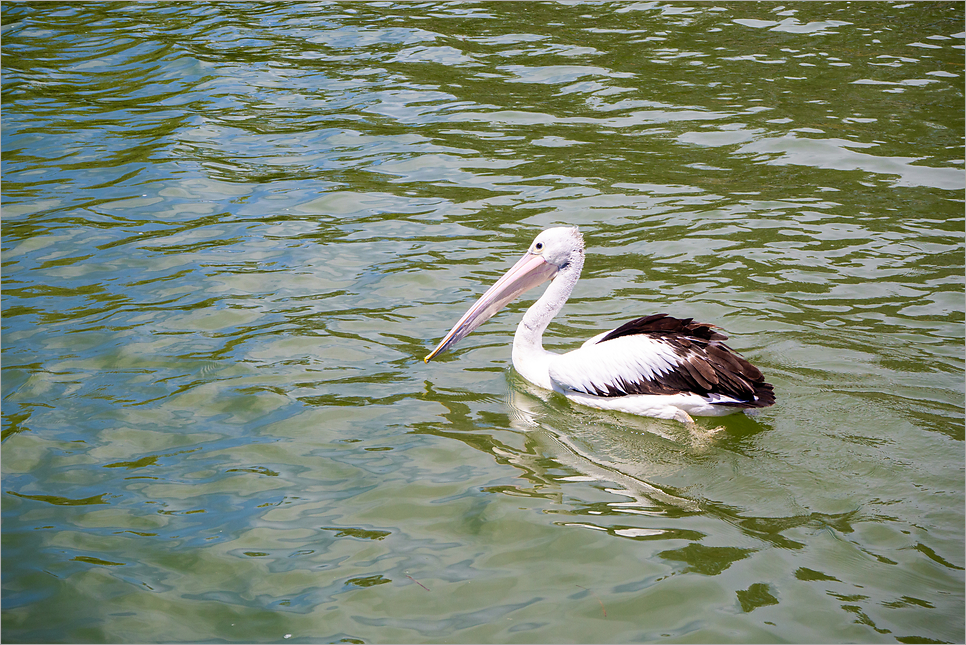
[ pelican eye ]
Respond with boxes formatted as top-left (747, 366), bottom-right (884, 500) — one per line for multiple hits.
top-left (534, 242), bottom-right (543, 251)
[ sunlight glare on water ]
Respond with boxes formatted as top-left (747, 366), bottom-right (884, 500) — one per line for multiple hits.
top-left (2, 2), bottom-right (964, 643)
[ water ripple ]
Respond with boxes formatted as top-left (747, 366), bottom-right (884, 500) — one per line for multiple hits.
top-left (2, 2), bottom-right (964, 643)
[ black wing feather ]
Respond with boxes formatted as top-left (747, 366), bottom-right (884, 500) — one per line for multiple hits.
top-left (592, 314), bottom-right (775, 408)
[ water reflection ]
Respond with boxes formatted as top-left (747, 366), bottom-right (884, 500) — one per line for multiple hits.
top-left (506, 376), bottom-right (707, 506)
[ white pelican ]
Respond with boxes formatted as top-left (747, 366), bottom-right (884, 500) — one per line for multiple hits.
top-left (424, 227), bottom-right (775, 423)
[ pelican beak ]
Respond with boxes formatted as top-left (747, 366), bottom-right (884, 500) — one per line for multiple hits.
top-left (424, 252), bottom-right (558, 362)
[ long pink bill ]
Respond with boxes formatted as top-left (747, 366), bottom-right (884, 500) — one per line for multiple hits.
top-left (424, 252), bottom-right (558, 362)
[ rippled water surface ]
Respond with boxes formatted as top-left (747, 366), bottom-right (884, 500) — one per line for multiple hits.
top-left (2, 2), bottom-right (964, 643)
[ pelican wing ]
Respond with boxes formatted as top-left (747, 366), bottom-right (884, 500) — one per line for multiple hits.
top-left (548, 314), bottom-right (775, 408)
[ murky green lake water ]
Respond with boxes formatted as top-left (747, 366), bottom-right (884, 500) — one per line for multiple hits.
top-left (2, 2), bottom-right (964, 643)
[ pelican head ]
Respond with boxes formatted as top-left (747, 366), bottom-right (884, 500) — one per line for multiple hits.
top-left (424, 227), bottom-right (583, 362)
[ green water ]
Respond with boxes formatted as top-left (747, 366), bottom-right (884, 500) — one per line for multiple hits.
top-left (2, 2), bottom-right (964, 643)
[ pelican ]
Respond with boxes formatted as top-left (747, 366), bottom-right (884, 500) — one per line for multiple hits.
top-left (424, 227), bottom-right (775, 423)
